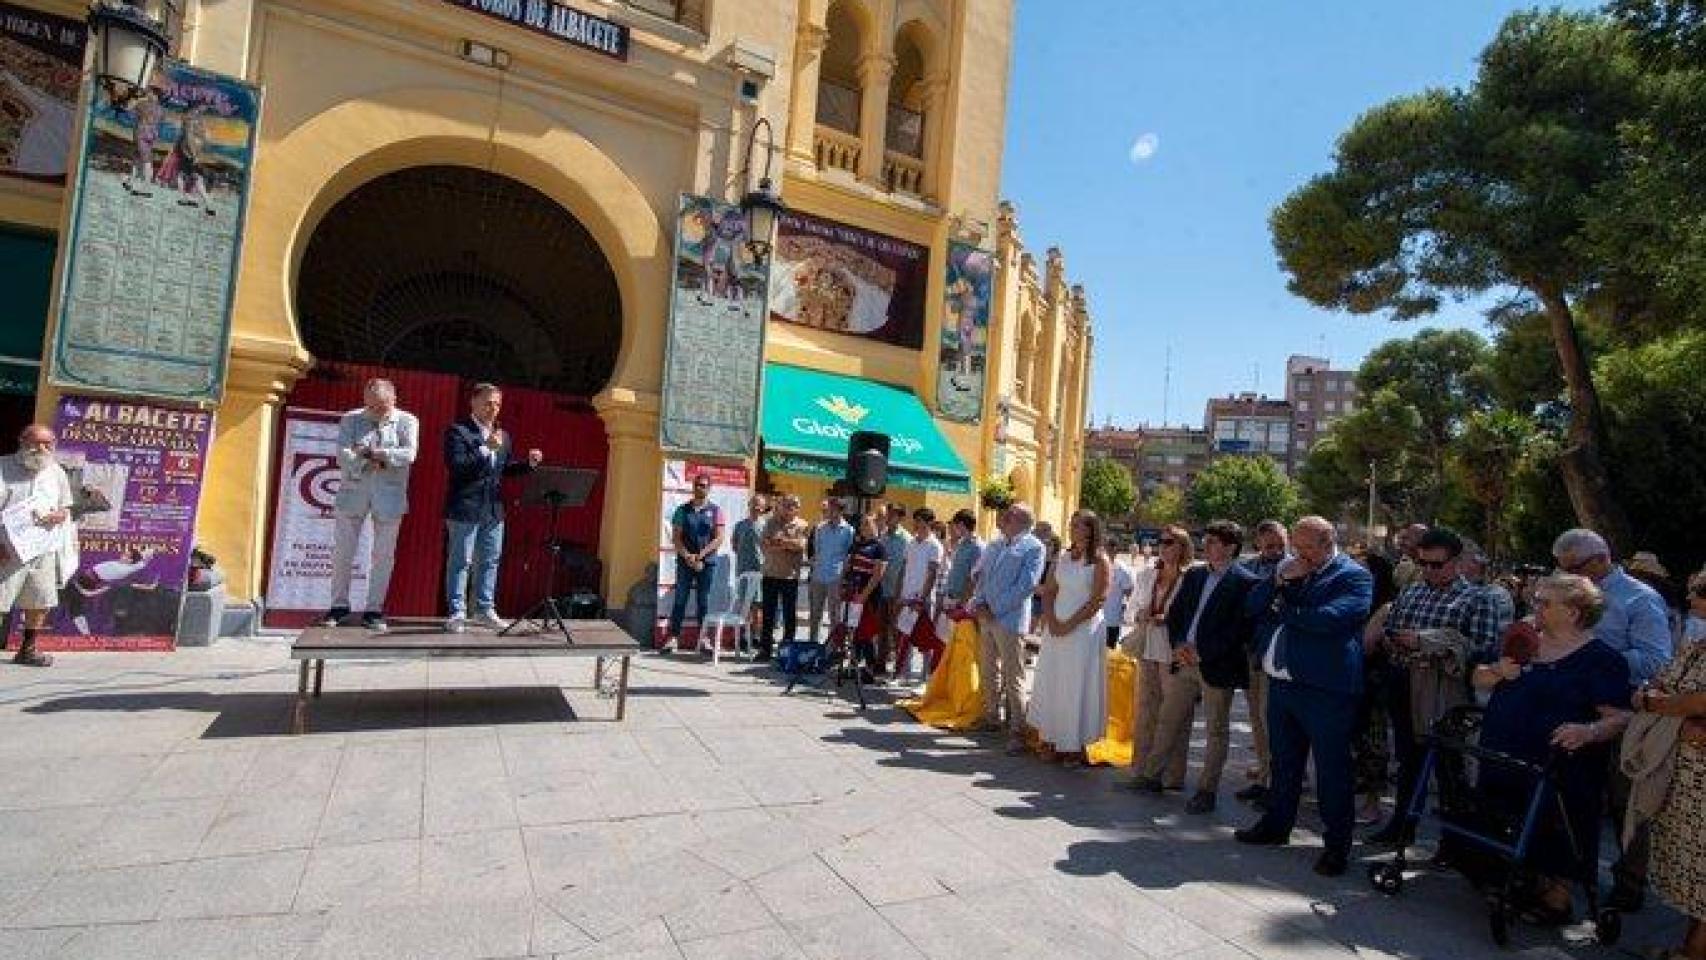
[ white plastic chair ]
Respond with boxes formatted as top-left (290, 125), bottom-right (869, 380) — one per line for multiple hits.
top-left (699, 571), bottom-right (764, 664)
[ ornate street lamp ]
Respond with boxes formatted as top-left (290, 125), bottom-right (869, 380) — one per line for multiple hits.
top-left (738, 116), bottom-right (785, 264)
top-left (87, 1), bottom-right (168, 105)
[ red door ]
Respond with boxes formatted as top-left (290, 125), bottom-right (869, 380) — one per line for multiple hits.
top-left (269, 363), bottom-right (607, 619)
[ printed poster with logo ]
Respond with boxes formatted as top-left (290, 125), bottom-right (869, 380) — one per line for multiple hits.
top-left (660, 194), bottom-right (769, 458)
top-left (263, 409), bottom-right (374, 628)
top-left (49, 59), bottom-right (261, 404)
top-left (768, 209), bottom-right (928, 349)
top-left (33, 395), bottom-right (215, 652)
top-left (935, 242), bottom-right (994, 423)
top-left (654, 459), bottom-right (750, 646)
top-left (0, 0), bottom-right (85, 184)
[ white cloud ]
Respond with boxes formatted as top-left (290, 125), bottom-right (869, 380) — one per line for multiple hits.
top-left (1128, 133), bottom-right (1160, 164)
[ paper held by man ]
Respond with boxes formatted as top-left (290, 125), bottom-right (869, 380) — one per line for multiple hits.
top-left (1, 489), bottom-right (69, 565)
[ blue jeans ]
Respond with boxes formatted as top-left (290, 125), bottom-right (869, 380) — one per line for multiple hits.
top-left (668, 559), bottom-right (714, 638)
top-left (445, 519), bottom-right (504, 618)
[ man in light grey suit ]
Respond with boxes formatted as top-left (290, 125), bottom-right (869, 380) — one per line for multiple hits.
top-left (322, 379), bottom-right (419, 632)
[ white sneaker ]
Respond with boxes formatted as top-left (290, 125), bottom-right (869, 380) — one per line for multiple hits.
top-left (659, 636), bottom-right (679, 654)
top-left (445, 616), bottom-right (466, 634)
top-left (473, 611), bottom-right (509, 631)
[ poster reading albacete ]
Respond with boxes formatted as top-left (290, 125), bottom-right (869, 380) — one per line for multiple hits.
top-left (49, 59), bottom-right (261, 404)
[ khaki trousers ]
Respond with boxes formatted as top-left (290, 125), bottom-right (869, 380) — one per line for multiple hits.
top-left (1142, 663), bottom-right (1234, 793)
top-left (1132, 659), bottom-right (1188, 787)
top-left (978, 620), bottom-right (1027, 728)
top-left (1245, 654), bottom-right (1271, 784)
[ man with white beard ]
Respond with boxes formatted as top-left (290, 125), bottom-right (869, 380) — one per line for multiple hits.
top-left (0, 425), bottom-right (76, 667)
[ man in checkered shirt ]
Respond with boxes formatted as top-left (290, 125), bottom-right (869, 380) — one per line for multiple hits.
top-left (1367, 526), bottom-right (1511, 844)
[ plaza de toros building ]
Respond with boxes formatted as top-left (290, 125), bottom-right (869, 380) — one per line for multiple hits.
top-left (1, 0), bottom-right (1093, 628)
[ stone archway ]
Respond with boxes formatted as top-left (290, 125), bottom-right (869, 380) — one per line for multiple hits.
top-left (294, 165), bottom-right (621, 396)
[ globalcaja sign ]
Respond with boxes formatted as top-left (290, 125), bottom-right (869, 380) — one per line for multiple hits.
top-left (441, 0), bottom-right (629, 61)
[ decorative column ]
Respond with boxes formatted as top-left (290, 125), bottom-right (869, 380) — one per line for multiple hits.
top-left (917, 71), bottom-right (951, 201)
top-left (201, 333), bottom-right (312, 601)
top-left (786, 22), bottom-right (830, 168)
top-left (855, 52), bottom-right (895, 186)
top-left (592, 388), bottom-right (663, 629)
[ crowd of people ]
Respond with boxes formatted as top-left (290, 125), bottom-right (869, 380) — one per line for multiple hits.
top-left (665, 485), bottom-right (1706, 958)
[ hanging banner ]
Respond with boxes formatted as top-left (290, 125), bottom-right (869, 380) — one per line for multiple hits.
top-left (768, 209), bottom-right (928, 349)
top-left (262, 408), bottom-right (375, 628)
top-left (935, 242), bottom-right (993, 423)
top-left (0, 0), bottom-right (85, 184)
top-left (659, 194), bottom-right (769, 458)
top-left (49, 60), bottom-right (261, 404)
top-left (34, 395), bottom-right (214, 651)
top-left (654, 459), bottom-right (749, 645)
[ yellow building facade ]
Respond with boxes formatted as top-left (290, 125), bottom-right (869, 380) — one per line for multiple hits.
top-left (2, 0), bottom-right (1093, 622)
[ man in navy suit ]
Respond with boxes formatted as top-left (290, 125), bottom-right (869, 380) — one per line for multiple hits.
top-left (1235, 516), bottom-right (1373, 877)
top-left (442, 383), bottom-right (543, 633)
top-left (1130, 520), bottom-right (1257, 814)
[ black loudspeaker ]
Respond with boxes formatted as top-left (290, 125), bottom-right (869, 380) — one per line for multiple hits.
top-left (847, 431), bottom-right (890, 497)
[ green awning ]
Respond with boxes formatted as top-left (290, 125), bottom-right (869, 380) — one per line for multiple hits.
top-left (760, 363), bottom-right (971, 493)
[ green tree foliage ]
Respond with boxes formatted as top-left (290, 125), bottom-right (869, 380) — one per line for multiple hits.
top-left (1271, 10), bottom-right (1641, 547)
top-left (1451, 410), bottom-right (1540, 557)
top-left (1135, 485), bottom-right (1187, 529)
top-left (1187, 457), bottom-right (1300, 531)
top-left (1079, 456), bottom-right (1137, 521)
top-left (1584, 1), bottom-right (1706, 334)
top-left (1597, 329), bottom-right (1706, 573)
top-left (1355, 329), bottom-right (1494, 520)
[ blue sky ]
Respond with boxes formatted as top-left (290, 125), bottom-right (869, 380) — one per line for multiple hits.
top-left (1000, 0), bottom-right (1596, 429)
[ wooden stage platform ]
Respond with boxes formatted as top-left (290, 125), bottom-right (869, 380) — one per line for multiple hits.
top-left (289, 617), bottom-right (640, 733)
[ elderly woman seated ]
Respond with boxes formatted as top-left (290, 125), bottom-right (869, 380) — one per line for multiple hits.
top-left (1471, 573), bottom-right (1633, 924)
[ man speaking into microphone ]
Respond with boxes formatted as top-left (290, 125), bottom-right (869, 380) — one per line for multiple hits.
top-left (443, 383), bottom-right (542, 633)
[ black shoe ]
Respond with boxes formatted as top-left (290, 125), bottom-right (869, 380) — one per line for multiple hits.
top-left (1235, 783), bottom-right (1269, 804)
top-left (1185, 791), bottom-right (1217, 815)
top-left (1234, 823), bottom-right (1289, 846)
top-left (361, 612), bottom-right (388, 632)
top-left (1313, 849), bottom-right (1349, 877)
top-left (1605, 883), bottom-right (1645, 913)
top-left (1125, 774), bottom-right (1165, 794)
top-left (319, 606), bottom-right (351, 628)
top-left (753, 650), bottom-right (773, 663)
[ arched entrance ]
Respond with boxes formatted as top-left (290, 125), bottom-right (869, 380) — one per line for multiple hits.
top-left (273, 165), bottom-right (619, 623)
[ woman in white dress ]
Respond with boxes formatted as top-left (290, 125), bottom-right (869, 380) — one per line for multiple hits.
top-left (1120, 525), bottom-right (1195, 788)
top-left (1028, 510), bottom-right (1112, 766)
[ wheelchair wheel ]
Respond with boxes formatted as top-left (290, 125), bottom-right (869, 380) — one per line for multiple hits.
top-left (1594, 908), bottom-right (1621, 946)
top-left (1368, 863), bottom-right (1403, 896)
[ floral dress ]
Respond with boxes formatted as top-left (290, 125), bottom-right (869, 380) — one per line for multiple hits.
top-left (1651, 641), bottom-right (1706, 920)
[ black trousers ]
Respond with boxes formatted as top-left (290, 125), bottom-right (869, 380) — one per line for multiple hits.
top-left (760, 576), bottom-right (799, 652)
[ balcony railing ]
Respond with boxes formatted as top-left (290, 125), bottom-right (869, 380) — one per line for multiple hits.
top-left (883, 151), bottom-right (924, 195)
top-left (814, 126), bottom-right (862, 177)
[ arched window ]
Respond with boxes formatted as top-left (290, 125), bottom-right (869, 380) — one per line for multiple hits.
top-left (888, 24), bottom-right (930, 159)
top-left (816, 2), bottom-right (865, 136)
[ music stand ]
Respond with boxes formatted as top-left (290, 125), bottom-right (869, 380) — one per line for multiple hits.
top-left (502, 466), bottom-right (600, 643)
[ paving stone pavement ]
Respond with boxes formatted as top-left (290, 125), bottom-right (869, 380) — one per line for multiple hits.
top-left (0, 637), bottom-right (1686, 960)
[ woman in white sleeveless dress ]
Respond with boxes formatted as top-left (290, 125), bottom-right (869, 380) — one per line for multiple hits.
top-left (1028, 510), bottom-right (1112, 765)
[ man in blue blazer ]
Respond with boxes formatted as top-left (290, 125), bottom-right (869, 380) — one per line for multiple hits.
top-left (1131, 520), bottom-right (1258, 813)
top-left (1235, 516), bottom-right (1373, 877)
top-left (442, 383), bottom-right (542, 633)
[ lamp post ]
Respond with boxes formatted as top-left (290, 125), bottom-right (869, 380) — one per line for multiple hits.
top-left (1366, 461), bottom-right (1378, 536)
top-left (738, 116), bottom-right (785, 264)
top-left (87, 1), bottom-right (169, 106)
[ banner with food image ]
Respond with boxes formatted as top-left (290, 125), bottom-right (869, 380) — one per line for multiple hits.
top-left (0, 0), bottom-right (85, 184)
top-left (767, 209), bottom-right (928, 349)
top-left (935, 242), bottom-right (994, 423)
